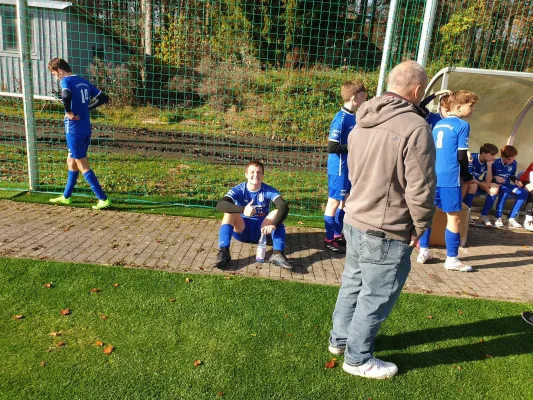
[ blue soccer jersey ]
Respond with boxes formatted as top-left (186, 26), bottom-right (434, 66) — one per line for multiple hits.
top-left (492, 158), bottom-right (517, 184)
top-left (327, 108), bottom-right (356, 176)
top-left (468, 153), bottom-right (488, 182)
top-left (426, 112), bottom-right (442, 130)
top-left (225, 182), bottom-right (281, 222)
top-left (61, 75), bottom-right (101, 136)
top-left (433, 116), bottom-right (470, 187)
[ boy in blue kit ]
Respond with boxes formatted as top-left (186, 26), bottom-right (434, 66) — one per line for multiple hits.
top-left (462, 143), bottom-right (500, 226)
top-left (417, 90), bottom-right (478, 272)
top-left (490, 145), bottom-right (529, 228)
top-left (324, 81), bottom-right (367, 253)
top-left (47, 58), bottom-right (111, 210)
top-left (213, 161), bottom-right (292, 270)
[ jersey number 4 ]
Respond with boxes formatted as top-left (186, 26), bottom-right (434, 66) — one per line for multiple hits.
top-left (436, 131), bottom-right (444, 149)
top-left (80, 88), bottom-right (89, 103)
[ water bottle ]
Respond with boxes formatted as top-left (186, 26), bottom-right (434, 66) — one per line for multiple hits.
top-left (256, 233), bottom-right (267, 263)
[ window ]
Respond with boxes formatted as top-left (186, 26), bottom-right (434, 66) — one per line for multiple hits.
top-left (0, 8), bottom-right (37, 55)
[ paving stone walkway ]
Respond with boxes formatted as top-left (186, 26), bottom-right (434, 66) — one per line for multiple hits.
top-left (0, 201), bottom-right (532, 303)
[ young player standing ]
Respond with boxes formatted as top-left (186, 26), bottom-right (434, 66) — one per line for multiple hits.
top-left (324, 81), bottom-right (367, 253)
top-left (417, 90), bottom-right (478, 272)
top-left (47, 58), bottom-right (111, 210)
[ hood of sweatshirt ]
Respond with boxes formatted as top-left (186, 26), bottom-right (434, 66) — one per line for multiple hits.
top-left (356, 93), bottom-right (424, 129)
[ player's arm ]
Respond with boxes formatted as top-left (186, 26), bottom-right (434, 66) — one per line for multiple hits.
top-left (457, 125), bottom-right (473, 182)
top-left (88, 91), bottom-right (109, 110)
top-left (271, 196), bottom-right (289, 227)
top-left (327, 140), bottom-right (348, 154)
top-left (484, 161), bottom-right (494, 184)
top-left (328, 118), bottom-right (347, 154)
top-left (216, 196), bottom-right (245, 214)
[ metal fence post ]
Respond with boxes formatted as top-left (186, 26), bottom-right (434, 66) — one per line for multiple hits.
top-left (16, 0), bottom-right (39, 190)
top-left (376, 0), bottom-right (399, 96)
top-left (417, 0), bottom-right (438, 67)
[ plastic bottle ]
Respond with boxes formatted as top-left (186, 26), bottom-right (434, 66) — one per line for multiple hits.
top-left (256, 233), bottom-right (267, 263)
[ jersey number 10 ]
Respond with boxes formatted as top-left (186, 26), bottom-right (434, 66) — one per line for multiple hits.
top-left (80, 88), bottom-right (89, 103)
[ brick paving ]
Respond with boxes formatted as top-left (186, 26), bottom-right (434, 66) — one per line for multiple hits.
top-left (0, 200), bottom-right (532, 303)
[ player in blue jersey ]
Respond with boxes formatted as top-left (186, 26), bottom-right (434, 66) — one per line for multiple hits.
top-left (324, 81), bottom-right (367, 253)
top-left (490, 145), bottom-right (529, 228)
top-left (213, 160), bottom-right (292, 270)
top-left (47, 58), bottom-right (111, 210)
top-left (417, 90), bottom-right (478, 272)
top-left (462, 143), bottom-right (500, 226)
top-left (419, 89), bottom-right (451, 129)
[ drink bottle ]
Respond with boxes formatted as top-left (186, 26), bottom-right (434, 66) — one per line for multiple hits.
top-left (256, 233), bottom-right (267, 263)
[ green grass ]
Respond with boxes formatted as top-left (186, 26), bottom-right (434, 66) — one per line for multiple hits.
top-left (1, 257), bottom-right (531, 399)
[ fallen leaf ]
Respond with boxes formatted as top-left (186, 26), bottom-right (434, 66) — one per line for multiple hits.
top-left (60, 309), bottom-right (71, 315)
top-left (287, 333), bottom-right (293, 337)
top-left (325, 360), bottom-right (336, 368)
top-left (479, 338), bottom-right (485, 343)
top-left (40, 361), bottom-right (47, 367)
top-left (484, 354), bottom-right (493, 359)
top-left (250, 333), bottom-right (257, 337)
top-left (103, 345), bottom-right (114, 354)
top-left (297, 221), bottom-right (304, 225)
top-left (14, 314), bottom-right (24, 320)
top-left (193, 360), bottom-right (202, 367)
top-left (100, 315), bottom-right (108, 320)
top-left (49, 331), bottom-right (62, 337)
top-left (169, 298), bottom-right (176, 302)
top-left (43, 283), bottom-right (53, 288)
top-left (224, 276), bottom-right (231, 280)
top-left (90, 288), bottom-right (101, 293)
top-left (426, 315), bottom-right (433, 319)
top-left (185, 278), bottom-right (191, 283)
top-left (217, 392), bottom-right (224, 397)
top-left (113, 283), bottom-right (119, 287)
top-left (95, 341), bottom-right (104, 347)
top-left (199, 266), bottom-right (205, 271)
top-left (56, 341), bottom-right (66, 347)
top-left (458, 310), bottom-right (463, 315)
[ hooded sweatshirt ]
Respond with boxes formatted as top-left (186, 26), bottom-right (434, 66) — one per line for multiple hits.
top-left (344, 93), bottom-right (437, 242)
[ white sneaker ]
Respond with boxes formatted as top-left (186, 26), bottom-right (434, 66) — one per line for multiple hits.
top-left (445, 260), bottom-right (474, 272)
top-left (495, 218), bottom-right (504, 228)
top-left (508, 218), bottom-right (523, 229)
top-left (343, 357), bottom-right (398, 379)
top-left (469, 216), bottom-right (475, 225)
top-left (328, 345), bottom-right (345, 355)
top-left (524, 221), bottom-right (533, 232)
top-left (481, 215), bottom-right (493, 226)
top-left (417, 250), bottom-right (432, 264)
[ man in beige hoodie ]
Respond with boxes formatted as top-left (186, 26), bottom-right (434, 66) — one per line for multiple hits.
top-left (328, 60), bottom-right (437, 379)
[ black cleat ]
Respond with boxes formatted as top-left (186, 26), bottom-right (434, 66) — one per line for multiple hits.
top-left (522, 312), bottom-right (533, 327)
top-left (214, 247), bottom-right (231, 269)
top-left (269, 252), bottom-right (293, 271)
top-left (324, 239), bottom-right (345, 254)
top-left (334, 235), bottom-right (346, 246)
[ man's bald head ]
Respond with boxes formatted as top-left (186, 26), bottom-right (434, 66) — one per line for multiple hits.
top-left (386, 60), bottom-right (428, 105)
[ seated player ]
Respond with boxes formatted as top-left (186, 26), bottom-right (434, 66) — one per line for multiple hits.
top-left (213, 160), bottom-right (292, 271)
top-left (518, 160), bottom-right (533, 231)
top-left (462, 143), bottom-right (500, 226)
top-left (490, 146), bottom-right (529, 228)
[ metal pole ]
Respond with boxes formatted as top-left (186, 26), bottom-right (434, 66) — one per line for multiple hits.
top-left (376, 0), bottom-right (399, 96)
top-left (417, 0), bottom-right (438, 67)
top-left (16, 0), bottom-right (39, 190)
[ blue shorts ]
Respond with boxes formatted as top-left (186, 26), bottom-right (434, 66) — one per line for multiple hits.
top-left (435, 186), bottom-right (462, 213)
top-left (233, 218), bottom-right (262, 244)
top-left (66, 134), bottom-right (91, 159)
top-left (328, 175), bottom-right (351, 201)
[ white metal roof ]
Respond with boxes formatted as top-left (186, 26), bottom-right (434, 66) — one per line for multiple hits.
top-left (0, 0), bottom-right (72, 10)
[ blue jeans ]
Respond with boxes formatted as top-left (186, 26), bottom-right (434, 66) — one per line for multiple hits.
top-left (329, 223), bottom-right (413, 366)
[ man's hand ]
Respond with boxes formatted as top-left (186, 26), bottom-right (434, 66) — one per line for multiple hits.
top-left (243, 200), bottom-right (255, 217)
top-left (488, 184), bottom-right (499, 196)
top-left (65, 112), bottom-right (80, 120)
top-left (495, 176), bottom-right (505, 184)
top-left (526, 183), bottom-right (533, 191)
top-left (261, 225), bottom-right (276, 234)
top-left (434, 89), bottom-right (452, 97)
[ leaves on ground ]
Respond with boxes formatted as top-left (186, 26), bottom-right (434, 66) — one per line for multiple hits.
top-left (13, 314), bottom-right (24, 319)
top-left (103, 345), bottom-right (114, 354)
top-left (56, 341), bottom-right (66, 347)
top-left (40, 361), bottom-right (47, 367)
top-left (90, 288), bottom-right (101, 293)
top-left (185, 278), bottom-right (191, 283)
top-left (169, 298), bottom-right (176, 302)
top-left (325, 360), bottom-right (336, 369)
top-left (42, 283), bottom-right (53, 288)
top-left (95, 341), bottom-right (104, 347)
top-left (426, 315), bottom-right (433, 319)
top-left (60, 309), bottom-right (71, 315)
top-left (49, 331), bottom-right (62, 337)
top-left (113, 283), bottom-right (119, 287)
top-left (193, 360), bottom-right (202, 367)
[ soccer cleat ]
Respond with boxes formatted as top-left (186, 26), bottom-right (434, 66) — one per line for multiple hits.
top-left (92, 198), bottom-right (112, 210)
top-left (269, 252), bottom-right (293, 271)
top-left (49, 195), bottom-right (72, 205)
top-left (522, 311), bottom-right (533, 326)
top-left (481, 215), bottom-right (493, 226)
top-left (444, 260), bottom-right (474, 272)
top-left (469, 216), bottom-right (475, 225)
top-left (213, 247), bottom-right (231, 269)
top-left (416, 250), bottom-right (432, 264)
top-left (524, 221), bottom-right (533, 232)
top-left (495, 218), bottom-right (504, 228)
top-left (324, 239), bottom-right (346, 254)
top-left (507, 218), bottom-right (523, 229)
top-left (333, 234), bottom-right (347, 246)
top-left (342, 357), bottom-right (398, 379)
top-left (328, 344), bottom-right (345, 355)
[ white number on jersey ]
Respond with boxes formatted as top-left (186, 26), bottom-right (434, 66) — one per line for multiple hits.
top-left (80, 88), bottom-right (89, 104)
top-left (436, 131), bottom-right (444, 149)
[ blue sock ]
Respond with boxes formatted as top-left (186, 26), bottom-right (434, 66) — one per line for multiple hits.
top-left (510, 189), bottom-right (530, 219)
top-left (83, 170), bottom-right (107, 200)
top-left (334, 209), bottom-right (345, 237)
top-left (463, 193), bottom-right (475, 208)
top-left (218, 224), bottom-right (234, 248)
top-left (418, 228), bottom-right (431, 248)
top-left (63, 170), bottom-right (79, 198)
top-left (481, 194), bottom-right (496, 216)
top-left (272, 224), bottom-right (286, 252)
top-left (324, 215), bottom-right (335, 241)
top-left (445, 229), bottom-right (460, 257)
